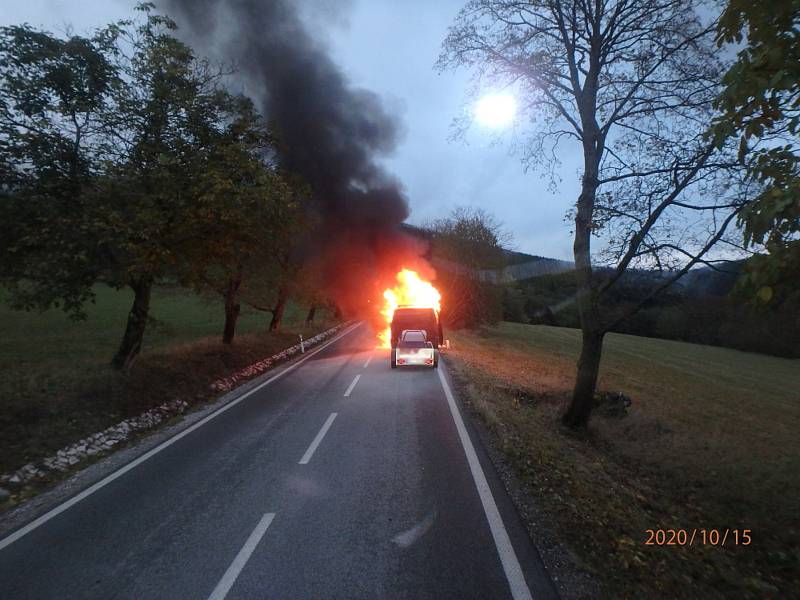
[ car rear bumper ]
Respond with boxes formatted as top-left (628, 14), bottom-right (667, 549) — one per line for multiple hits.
top-left (395, 350), bottom-right (435, 366)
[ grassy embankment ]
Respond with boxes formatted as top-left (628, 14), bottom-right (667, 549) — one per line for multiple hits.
top-left (0, 285), bottom-right (334, 477)
top-left (446, 322), bottom-right (799, 599)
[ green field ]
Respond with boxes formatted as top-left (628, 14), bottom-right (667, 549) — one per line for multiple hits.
top-left (0, 285), bottom-right (333, 478)
top-left (1, 285), bottom-right (277, 367)
top-left (446, 322), bottom-right (800, 598)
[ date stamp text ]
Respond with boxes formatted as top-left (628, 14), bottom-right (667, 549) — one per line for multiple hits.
top-left (644, 529), bottom-right (752, 546)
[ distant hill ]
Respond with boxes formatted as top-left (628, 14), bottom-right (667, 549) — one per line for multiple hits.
top-left (504, 248), bottom-right (742, 298)
top-left (402, 221), bottom-right (741, 296)
top-left (676, 262), bottom-right (742, 296)
top-left (480, 251), bottom-right (574, 282)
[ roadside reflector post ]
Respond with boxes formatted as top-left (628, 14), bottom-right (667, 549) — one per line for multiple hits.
top-left (300, 335), bottom-right (305, 353)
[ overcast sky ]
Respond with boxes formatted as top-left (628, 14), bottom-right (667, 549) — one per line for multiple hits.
top-left (3, 0), bottom-right (581, 260)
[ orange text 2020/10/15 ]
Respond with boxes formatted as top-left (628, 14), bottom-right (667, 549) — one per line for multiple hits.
top-left (644, 529), bottom-right (752, 547)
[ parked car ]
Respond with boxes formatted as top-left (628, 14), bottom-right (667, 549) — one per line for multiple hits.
top-left (391, 329), bottom-right (438, 369)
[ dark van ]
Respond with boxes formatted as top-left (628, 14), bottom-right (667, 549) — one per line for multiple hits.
top-left (390, 306), bottom-right (443, 348)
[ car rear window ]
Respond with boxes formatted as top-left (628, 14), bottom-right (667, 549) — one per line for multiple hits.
top-left (399, 330), bottom-right (428, 347)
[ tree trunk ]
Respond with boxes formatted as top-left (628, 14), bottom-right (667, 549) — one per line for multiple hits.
top-left (305, 304), bottom-right (316, 324)
top-left (222, 272), bottom-right (242, 344)
top-left (563, 99), bottom-right (605, 427)
top-left (562, 328), bottom-right (605, 428)
top-left (269, 286), bottom-right (288, 332)
top-left (111, 277), bottom-right (153, 370)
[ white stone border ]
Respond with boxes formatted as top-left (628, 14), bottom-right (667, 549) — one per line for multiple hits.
top-left (0, 322), bottom-right (347, 492)
top-left (208, 324), bottom-right (346, 393)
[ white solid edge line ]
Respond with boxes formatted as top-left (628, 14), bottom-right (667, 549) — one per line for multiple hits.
top-left (363, 354), bottom-right (372, 368)
top-left (343, 373), bottom-right (361, 397)
top-left (0, 322), bottom-right (362, 552)
top-left (437, 367), bottom-right (534, 600)
top-left (207, 512), bottom-right (275, 600)
top-left (298, 412), bottom-right (337, 465)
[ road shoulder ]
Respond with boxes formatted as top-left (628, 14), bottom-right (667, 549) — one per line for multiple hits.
top-left (442, 354), bottom-right (599, 600)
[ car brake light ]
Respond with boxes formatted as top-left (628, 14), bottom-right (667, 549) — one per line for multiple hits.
top-left (424, 359), bottom-right (433, 365)
top-left (397, 358), bottom-right (405, 364)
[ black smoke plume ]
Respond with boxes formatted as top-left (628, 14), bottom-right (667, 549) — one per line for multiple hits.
top-left (165, 0), bottom-right (430, 315)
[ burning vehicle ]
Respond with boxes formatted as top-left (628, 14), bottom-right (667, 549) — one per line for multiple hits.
top-left (379, 269), bottom-right (444, 368)
top-left (379, 269), bottom-right (442, 347)
top-left (389, 306), bottom-right (443, 349)
top-left (391, 329), bottom-right (438, 369)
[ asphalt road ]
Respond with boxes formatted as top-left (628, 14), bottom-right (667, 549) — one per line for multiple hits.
top-left (0, 322), bottom-right (557, 599)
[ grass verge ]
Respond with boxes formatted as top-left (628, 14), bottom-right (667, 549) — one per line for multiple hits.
top-left (0, 285), bottom-right (335, 479)
top-left (445, 322), bottom-right (799, 599)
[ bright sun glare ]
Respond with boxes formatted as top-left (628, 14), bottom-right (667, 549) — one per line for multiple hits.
top-left (474, 93), bottom-right (516, 128)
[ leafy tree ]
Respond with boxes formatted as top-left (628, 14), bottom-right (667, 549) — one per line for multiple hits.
top-left (430, 207), bottom-right (510, 327)
top-left (178, 95), bottom-right (305, 343)
top-left (189, 160), bottom-right (308, 340)
top-left (439, 1), bottom-right (751, 427)
top-left (236, 196), bottom-right (312, 333)
top-left (291, 256), bottom-right (330, 326)
top-left (0, 23), bottom-right (120, 316)
top-left (713, 0), bottom-right (800, 304)
top-left (94, 5), bottom-right (248, 368)
top-left (1, 4), bottom-right (288, 368)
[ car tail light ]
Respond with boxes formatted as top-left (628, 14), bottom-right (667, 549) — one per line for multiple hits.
top-left (424, 359), bottom-right (433, 365)
top-left (397, 358), bottom-right (405, 364)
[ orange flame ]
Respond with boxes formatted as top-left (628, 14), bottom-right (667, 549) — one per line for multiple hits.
top-left (379, 269), bottom-right (441, 347)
